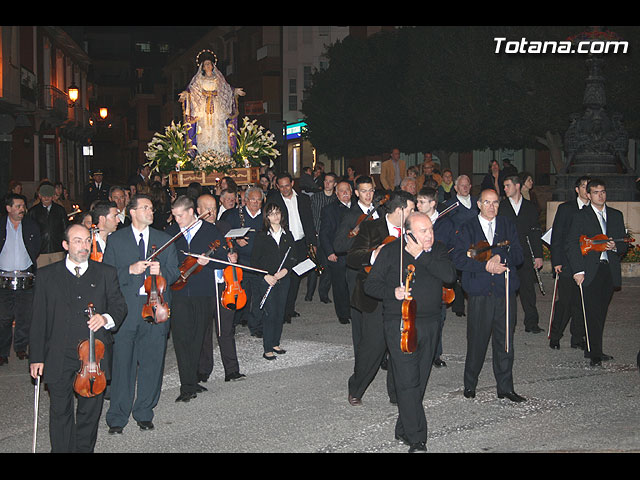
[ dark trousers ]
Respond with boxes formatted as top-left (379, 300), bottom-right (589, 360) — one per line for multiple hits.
top-left (582, 262), bottom-right (614, 360)
top-left (464, 293), bottom-right (516, 394)
top-left (450, 273), bottom-right (465, 315)
top-left (326, 260), bottom-right (351, 321)
top-left (171, 295), bottom-right (210, 395)
top-left (47, 347), bottom-right (104, 452)
top-left (434, 304), bottom-right (447, 359)
top-left (245, 273), bottom-right (264, 335)
top-left (106, 305), bottom-right (169, 428)
top-left (306, 245), bottom-right (331, 301)
top-left (549, 273), bottom-right (585, 346)
top-left (259, 276), bottom-right (290, 353)
top-left (0, 288), bottom-right (33, 357)
top-left (384, 315), bottom-right (439, 445)
top-left (285, 239), bottom-right (307, 318)
top-left (198, 284), bottom-right (240, 378)
top-left (346, 268), bottom-right (363, 353)
top-left (516, 261), bottom-right (540, 329)
top-left (348, 303), bottom-right (395, 402)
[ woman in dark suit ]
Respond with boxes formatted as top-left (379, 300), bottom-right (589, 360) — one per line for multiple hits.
top-left (251, 202), bottom-right (297, 360)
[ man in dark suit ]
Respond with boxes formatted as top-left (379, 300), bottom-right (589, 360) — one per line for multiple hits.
top-left (416, 187), bottom-right (457, 367)
top-left (319, 180), bottom-right (353, 324)
top-left (452, 188), bottom-right (526, 402)
top-left (89, 201), bottom-right (120, 256)
top-left (549, 176), bottom-right (590, 350)
top-left (365, 212), bottom-right (456, 453)
top-left (109, 185), bottom-right (131, 230)
top-left (0, 193), bottom-right (40, 365)
top-left (166, 195), bottom-right (239, 402)
top-left (499, 174), bottom-right (544, 333)
top-left (345, 190), bottom-right (415, 406)
top-left (28, 182), bottom-right (68, 268)
top-left (196, 193), bottom-right (246, 383)
top-left (333, 176), bottom-right (381, 351)
top-left (103, 194), bottom-right (180, 434)
top-left (83, 169), bottom-right (111, 210)
top-left (566, 178), bottom-right (628, 367)
top-left (266, 173), bottom-right (316, 323)
top-left (29, 223), bottom-right (127, 452)
top-left (441, 174), bottom-right (478, 318)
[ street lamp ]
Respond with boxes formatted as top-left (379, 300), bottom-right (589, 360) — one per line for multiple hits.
top-left (68, 83), bottom-right (79, 106)
top-left (99, 107), bottom-right (108, 119)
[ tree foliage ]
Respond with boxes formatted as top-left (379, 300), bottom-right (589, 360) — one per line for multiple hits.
top-left (302, 26), bottom-right (640, 160)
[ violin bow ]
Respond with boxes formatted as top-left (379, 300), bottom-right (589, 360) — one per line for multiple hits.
top-left (547, 274), bottom-right (559, 339)
top-left (505, 266), bottom-right (510, 353)
top-left (145, 210), bottom-right (212, 262)
top-left (578, 283), bottom-right (591, 353)
top-left (32, 375), bottom-right (41, 453)
top-left (180, 252), bottom-right (268, 274)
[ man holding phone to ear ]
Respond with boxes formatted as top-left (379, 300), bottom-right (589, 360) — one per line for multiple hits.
top-left (365, 211), bottom-right (456, 453)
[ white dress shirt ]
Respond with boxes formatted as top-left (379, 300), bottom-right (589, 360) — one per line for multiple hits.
top-left (65, 256), bottom-right (115, 329)
top-left (282, 192), bottom-right (304, 241)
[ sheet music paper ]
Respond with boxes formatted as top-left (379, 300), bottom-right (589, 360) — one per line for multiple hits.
top-left (292, 258), bottom-right (315, 276)
top-left (225, 227), bottom-right (252, 238)
top-left (541, 228), bottom-right (552, 245)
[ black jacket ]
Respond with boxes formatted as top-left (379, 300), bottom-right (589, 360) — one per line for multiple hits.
top-left (27, 202), bottom-right (68, 254)
top-left (498, 197), bottom-right (543, 260)
top-left (265, 191), bottom-right (316, 247)
top-left (251, 228), bottom-right (298, 276)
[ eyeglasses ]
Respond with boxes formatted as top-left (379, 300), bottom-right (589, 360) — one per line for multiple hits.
top-left (134, 205), bottom-right (155, 212)
top-left (480, 200), bottom-right (500, 206)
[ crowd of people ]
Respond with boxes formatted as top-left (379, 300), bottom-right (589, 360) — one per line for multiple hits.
top-left (0, 151), bottom-right (631, 453)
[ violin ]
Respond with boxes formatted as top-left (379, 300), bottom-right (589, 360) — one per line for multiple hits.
top-left (364, 235), bottom-right (397, 273)
top-left (73, 303), bottom-right (107, 398)
top-left (171, 240), bottom-right (221, 291)
top-left (90, 225), bottom-right (103, 262)
top-left (466, 240), bottom-right (511, 262)
top-left (400, 264), bottom-right (417, 354)
top-left (222, 238), bottom-right (247, 310)
top-left (579, 234), bottom-right (634, 256)
top-left (442, 286), bottom-right (455, 304)
top-left (348, 194), bottom-right (390, 238)
top-left (142, 245), bottom-right (170, 324)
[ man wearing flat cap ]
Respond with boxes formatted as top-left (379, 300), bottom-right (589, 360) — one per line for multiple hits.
top-left (27, 182), bottom-right (68, 268)
top-left (83, 169), bottom-right (111, 211)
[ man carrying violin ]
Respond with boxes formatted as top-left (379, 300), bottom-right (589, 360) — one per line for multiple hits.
top-left (365, 212), bottom-right (456, 453)
top-left (103, 194), bottom-right (180, 434)
top-left (89, 201), bottom-right (120, 257)
top-left (345, 190), bottom-right (415, 407)
top-left (452, 189), bottom-right (526, 403)
top-left (29, 224), bottom-right (127, 452)
top-left (566, 178), bottom-right (628, 367)
top-left (166, 195), bottom-right (239, 402)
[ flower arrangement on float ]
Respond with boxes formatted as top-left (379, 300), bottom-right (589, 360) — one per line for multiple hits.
top-left (144, 117), bottom-right (279, 183)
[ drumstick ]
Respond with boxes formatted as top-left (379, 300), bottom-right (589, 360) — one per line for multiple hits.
top-left (547, 274), bottom-right (559, 339)
top-left (579, 283), bottom-right (591, 353)
top-left (32, 375), bottom-right (40, 453)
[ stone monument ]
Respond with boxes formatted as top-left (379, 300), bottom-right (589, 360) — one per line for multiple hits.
top-left (554, 28), bottom-right (639, 202)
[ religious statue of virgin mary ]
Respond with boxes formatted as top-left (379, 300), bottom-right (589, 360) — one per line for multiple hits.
top-left (179, 49), bottom-right (245, 158)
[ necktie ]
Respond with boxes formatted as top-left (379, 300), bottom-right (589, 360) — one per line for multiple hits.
top-left (487, 221), bottom-right (494, 244)
top-left (138, 233), bottom-right (145, 259)
top-left (75, 266), bottom-right (82, 278)
top-left (598, 210), bottom-right (608, 261)
top-left (394, 227), bottom-right (402, 238)
top-left (185, 229), bottom-right (191, 245)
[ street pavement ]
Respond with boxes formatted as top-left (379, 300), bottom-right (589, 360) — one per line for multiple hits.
top-left (1, 272), bottom-right (639, 454)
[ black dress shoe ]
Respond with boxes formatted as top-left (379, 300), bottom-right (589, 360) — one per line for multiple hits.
top-left (304, 296), bottom-right (312, 302)
top-left (108, 426), bottom-right (123, 434)
top-left (409, 442), bottom-right (427, 453)
top-left (195, 384), bottom-right (207, 393)
top-left (272, 347), bottom-right (286, 355)
top-left (498, 391), bottom-right (527, 402)
top-left (549, 339), bottom-right (560, 350)
top-left (585, 351), bottom-right (613, 360)
top-left (338, 317), bottom-right (350, 324)
top-left (250, 331), bottom-right (263, 338)
top-left (395, 433), bottom-right (409, 445)
top-left (433, 357), bottom-right (447, 367)
top-left (263, 353), bottom-right (277, 361)
top-left (225, 372), bottom-right (246, 382)
top-left (0, 356), bottom-right (8, 366)
top-left (463, 388), bottom-right (476, 399)
top-left (198, 374), bottom-right (209, 383)
top-left (291, 311), bottom-right (300, 317)
top-left (455, 312), bottom-right (465, 317)
top-left (16, 351), bottom-right (28, 360)
top-left (320, 298), bottom-right (332, 304)
top-left (590, 358), bottom-right (603, 367)
top-left (571, 340), bottom-right (586, 350)
top-left (525, 325), bottom-right (543, 333)
top-left (136, 421), bottom-right (154, 430)
top-left (348, 394), bottom-right (362, 406)
top-left (176, 392), bottom-right (197, 402)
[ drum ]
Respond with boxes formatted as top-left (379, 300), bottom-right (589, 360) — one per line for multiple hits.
top-left (0, 270), bottom-right (35, 290)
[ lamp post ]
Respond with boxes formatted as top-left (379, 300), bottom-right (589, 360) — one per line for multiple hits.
top-left (68, 83), bottom-right (79, 106)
